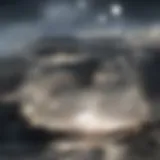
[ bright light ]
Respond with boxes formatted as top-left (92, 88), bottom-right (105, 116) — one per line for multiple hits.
top-left (75, 110), bottom-right (100, 130)
top-left (110, 4), bottom-right (123, 17)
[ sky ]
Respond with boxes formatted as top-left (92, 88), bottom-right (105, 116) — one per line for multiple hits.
top-left (0, 0), bottom-right (159, 56)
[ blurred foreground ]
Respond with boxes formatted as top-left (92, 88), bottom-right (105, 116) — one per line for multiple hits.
top-left (0, 35), bottom-right (159, 160)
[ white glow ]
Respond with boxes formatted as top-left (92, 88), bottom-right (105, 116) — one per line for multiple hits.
top-left (110, 4), bottom-right (123, 17)
top-left (75, 110), bottom-right (100, 130)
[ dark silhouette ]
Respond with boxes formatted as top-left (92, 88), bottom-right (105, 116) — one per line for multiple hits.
top-left (138, 48), bottom-right (160, 100)
top-left (59, 58), bottom-right (101, 87)
top-left (32, 37), bottom-right (79, 58)
top-left (0, 57), bottom-right (30, 96)
top-left (0, 100), bottom-right (76, 156)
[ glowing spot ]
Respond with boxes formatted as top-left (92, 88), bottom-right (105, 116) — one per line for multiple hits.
top-left (110, 4), bottom-right (123, 17)
top-left (74, 110), bottom-right (101, 131)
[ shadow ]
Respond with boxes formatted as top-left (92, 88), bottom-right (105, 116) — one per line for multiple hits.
top-left (61, 58), bottom-right (101, 87)
top-left (33, 36), bottom-right (79, 58)
top-left (42, 57), bottom-right (101, 88)
top-left (0, 57), bottom-right (30, 96)
top-left (138, 48), bottom-right (160, 100)
top-left (0, 100), bottom-right (73, 155)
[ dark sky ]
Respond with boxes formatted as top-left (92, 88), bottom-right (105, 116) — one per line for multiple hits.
top-left (0, 0), bottom-right (159, 55)
top-left (0, 0), bottom-right (159, 22)
top-left (91, 0), bottom-right (160, 22)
